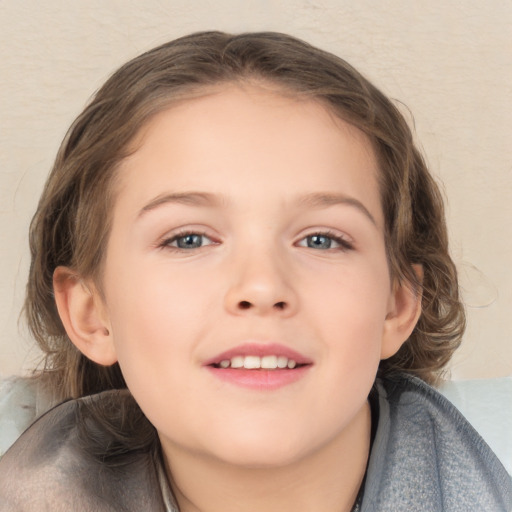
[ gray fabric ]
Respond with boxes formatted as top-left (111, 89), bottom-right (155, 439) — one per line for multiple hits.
top-left (0, 374), bottom-right (510, 511)
top-left (361, 375), bottom-right (512, 511)
top-left (0, 390), bottom-right (172, 511)
top-left (439, 377), bottom-right (512, 475)
top-left (0, 376), bottom-right (53, 458)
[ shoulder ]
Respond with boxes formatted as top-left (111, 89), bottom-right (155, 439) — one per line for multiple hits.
top-left (439, 375), bottom-right (512, 474)
top-left (361, 373), bottom-right (512, 512)
top-left (0, 390), bottom-right (166, 511)
top-left (0, 375), bottom-right (52, 458)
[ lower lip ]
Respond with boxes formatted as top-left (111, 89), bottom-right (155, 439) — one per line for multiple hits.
top-left (206, 366), bottom-right (311, 390)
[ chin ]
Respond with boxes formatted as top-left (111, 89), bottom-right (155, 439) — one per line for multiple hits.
top-left (205, 430), bottom-right (315, 470)
top-left (218, 448), bottom-right (305, 470)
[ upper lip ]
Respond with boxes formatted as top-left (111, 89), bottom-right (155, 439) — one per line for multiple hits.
top-left (203, 342), bottom-right (313, 366)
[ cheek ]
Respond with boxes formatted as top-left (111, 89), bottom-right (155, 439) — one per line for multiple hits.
top-left (103, 260), bottom-right (218, 382)
top-left (304, 260), bottom-right (390, 368)
top-left (306, 257), bottom-right (391, 328)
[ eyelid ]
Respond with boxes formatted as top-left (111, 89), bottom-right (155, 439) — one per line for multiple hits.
top-left (295, 229), bottom-right (355, 251)
top-left (157, 227), bottom-right (220, 251)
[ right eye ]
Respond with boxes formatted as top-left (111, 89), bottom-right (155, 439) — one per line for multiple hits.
top-left (161, 232), bottom-right (216, 250)
top-left (296, 231), bottom-right (354, 252)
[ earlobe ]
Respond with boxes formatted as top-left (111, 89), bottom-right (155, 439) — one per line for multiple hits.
top-left (53, 266), bottom-right (118, 366)
top-left (381, 265), bottom-right (423, 360)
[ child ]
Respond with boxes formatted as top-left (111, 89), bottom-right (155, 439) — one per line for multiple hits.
top-left (0, 31), bottom-right (510, 511)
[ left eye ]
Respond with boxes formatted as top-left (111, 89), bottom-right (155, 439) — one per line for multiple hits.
top-left (164, 233), bottom-right (214, 249)
top-left (297, 233), bottom-right (352, 250)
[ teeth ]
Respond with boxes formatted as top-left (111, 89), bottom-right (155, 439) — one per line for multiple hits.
top-left (217, 355), bottom-right (299, 369)
top-left (261, 355), bottom-right (277, 369)
top-left (244, 355), bottom-right (261, 369)
top-left (277, 356), bottom-right (288, 368)
top-left (231, 356), bottom-right (244, 368)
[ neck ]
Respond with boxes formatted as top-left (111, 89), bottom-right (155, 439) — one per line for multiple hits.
top-left (162, 401), bottom-right (371, 512)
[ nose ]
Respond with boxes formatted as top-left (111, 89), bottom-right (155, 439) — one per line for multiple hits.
top-left (224, 246), bottom-right (297, 317)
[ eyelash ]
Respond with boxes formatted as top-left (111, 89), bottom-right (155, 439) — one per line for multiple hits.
top-left (297, 230), bottom-right (354, 252)
top-left (158, 230), bottom-right (216, 251)
top-left (158, 229), bottom-right (354, 252)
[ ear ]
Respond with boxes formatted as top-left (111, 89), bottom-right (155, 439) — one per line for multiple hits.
top-left (381, 264), bottom-right (423, 360)
top-left (53, 266), bottom-right (117, 366)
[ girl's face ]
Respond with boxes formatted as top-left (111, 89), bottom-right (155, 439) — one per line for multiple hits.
top-left (89, 84), bottom-right (417, 469)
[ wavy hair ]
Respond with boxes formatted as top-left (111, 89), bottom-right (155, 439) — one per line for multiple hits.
top-left (25, 31), bottom-right (464, 401)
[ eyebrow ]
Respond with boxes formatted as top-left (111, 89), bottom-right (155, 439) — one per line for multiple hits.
top-left (296, 192), bottom-right (377, 226)
top-left (138, 192), bottom-right (222, 217)
top-left (138, 191), bottom-right (377, 226)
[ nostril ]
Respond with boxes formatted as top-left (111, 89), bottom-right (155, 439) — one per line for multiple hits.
top-left (236, 300), bottom-right (287, 311)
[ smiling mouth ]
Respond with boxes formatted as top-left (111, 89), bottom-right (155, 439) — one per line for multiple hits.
top-left (206, 346), bottom-right (312, 389)
top-left (212, 355), bottom-right (305, 370)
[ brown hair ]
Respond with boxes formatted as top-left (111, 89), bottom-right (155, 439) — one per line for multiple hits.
top-left (25, 31), bottom-right (464, 401)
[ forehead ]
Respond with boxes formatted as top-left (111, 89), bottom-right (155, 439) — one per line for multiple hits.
top-left (114, 83), bottom-right (382, 224)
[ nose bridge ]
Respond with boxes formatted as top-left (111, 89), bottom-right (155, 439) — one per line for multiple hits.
top-left (224, 236), bottom-right (296, 316)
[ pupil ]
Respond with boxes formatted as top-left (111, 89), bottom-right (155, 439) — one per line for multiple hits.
top-left (178, 234), bottom-right (202, 248)
top-left (309, 235), bottom-right (331, 249)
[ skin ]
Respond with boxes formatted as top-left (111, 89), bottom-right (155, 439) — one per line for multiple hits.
top-left (54, 84), bottom-right (421, 512)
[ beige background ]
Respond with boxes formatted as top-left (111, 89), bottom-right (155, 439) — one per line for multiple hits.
top-left (0, 1), bottom-right (510, 379)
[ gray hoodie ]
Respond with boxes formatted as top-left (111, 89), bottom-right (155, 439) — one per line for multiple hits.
top-left (0, 374), bottom-right (510, 511)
